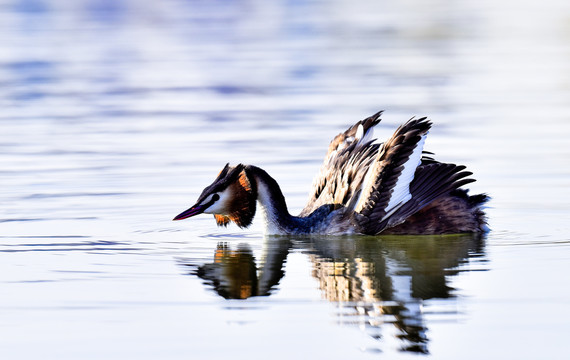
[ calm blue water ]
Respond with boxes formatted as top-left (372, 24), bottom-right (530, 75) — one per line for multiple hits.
top-left (1, 0), bottom-right (570, 359)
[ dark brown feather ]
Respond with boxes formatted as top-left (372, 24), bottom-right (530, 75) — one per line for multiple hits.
top-left (224, 169), bottom-right (257, 228)
top-left (356, 117), bottom-right (432, 233)
top-left (369, 163), bottom-right (475, 233)
top-left (382, 190), bottom-right (489, 234)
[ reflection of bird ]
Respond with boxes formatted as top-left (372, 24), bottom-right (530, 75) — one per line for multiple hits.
top-left (194, 243), bottom-right (258, 299)
top-left (174, 111), bottom-right (488, 235)
top-left (186, 240), bottom-right (291, 299)
top-left (186, 234), bottom-right (486, 353)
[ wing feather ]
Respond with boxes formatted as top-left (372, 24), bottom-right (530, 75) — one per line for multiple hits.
top-left (300, 111), bottom-right (383, 216)
top-left (371, 163), bottom-right (476, 231)
top-left (354, 117), bottom-right (432, 233)
top-left (302, 112), bottom-right (478, 235)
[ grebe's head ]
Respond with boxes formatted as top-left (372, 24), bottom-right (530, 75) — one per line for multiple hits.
top-left (173, 164), bottom-right (257, 228)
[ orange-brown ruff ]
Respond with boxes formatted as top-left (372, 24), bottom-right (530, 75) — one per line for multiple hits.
top-left (212, 170), bottom-right (256, 228)
top-left (174, 111), bottom-right (488, 235)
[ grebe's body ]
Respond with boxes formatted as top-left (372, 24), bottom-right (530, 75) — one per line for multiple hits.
top-left (174, 112), bottom-right (488, 235)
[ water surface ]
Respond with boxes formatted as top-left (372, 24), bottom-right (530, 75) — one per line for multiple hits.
top-left (1, 0), bottom-right (569, 359)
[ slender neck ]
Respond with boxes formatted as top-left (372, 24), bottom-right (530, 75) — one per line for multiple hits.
top-left (245, 165), bottom-right (335, 235)
top-left (246, 166), bottom-right (294, 234)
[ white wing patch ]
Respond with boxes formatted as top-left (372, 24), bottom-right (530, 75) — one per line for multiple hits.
top-left (358, 125), bottom-right (374, 145)
top-left (355, 124), bottom-right (364, 140)
top-left (351, 152), bottom-right (377, 212)
top-left (382, 133), bottom-right (427, 219)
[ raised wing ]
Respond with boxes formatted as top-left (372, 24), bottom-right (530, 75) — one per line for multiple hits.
top-left (299, 111), bottom-right (383, 216)
top-left (354, 117), bottom-right (474, 234)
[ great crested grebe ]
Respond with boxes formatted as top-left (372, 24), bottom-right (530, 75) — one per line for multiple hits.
top-left (173, 111), bottom-right (488, 235)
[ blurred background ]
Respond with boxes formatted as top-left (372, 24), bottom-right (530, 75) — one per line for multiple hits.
top-left (1, 0), bottom-right (569, 359)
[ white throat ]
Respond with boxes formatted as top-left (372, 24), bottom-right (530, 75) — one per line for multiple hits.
top-left (256, 181), bottom-right (286, 235)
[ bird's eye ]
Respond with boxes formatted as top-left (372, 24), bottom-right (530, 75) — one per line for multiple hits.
top-left (212, 194), bottom-right (220, 201)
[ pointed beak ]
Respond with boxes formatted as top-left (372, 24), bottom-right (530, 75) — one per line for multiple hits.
top-left (173, 204), bottom-right (206, 221)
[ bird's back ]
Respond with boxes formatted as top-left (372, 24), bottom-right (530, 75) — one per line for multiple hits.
top-left (300, 111), bottom-right (487, 235)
